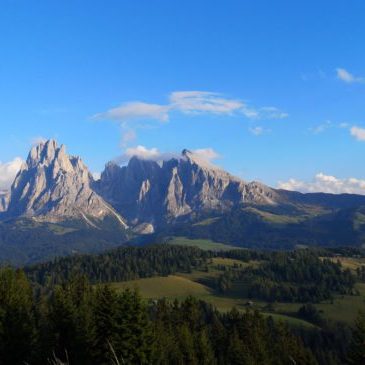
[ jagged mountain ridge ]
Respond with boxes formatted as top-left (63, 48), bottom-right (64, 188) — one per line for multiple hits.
top-left (4, 140), bottom-right (127, 227)
top-left (2, 139), bottom-right (365, 264)
top-left (96, 148), bottom-right (279, 226)
top-left (3, 139), bottom-right (365, 231)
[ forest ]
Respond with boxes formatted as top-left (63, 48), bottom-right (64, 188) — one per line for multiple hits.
top-left (215, 250), bottom-right (357, 302)
top-left (0, 268), bottom-right (322, 365)
top-left (1, 244), bottom-right (365, 364)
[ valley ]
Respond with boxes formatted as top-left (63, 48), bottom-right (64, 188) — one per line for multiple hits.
top-left (110, 244), bottom-right (365, 327)
top-left (5, 236), bottom-right (365, 364)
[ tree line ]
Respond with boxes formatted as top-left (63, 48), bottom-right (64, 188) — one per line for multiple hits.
top-left (25, 244), bottom-right (210, 287)
top-left (216, 250), bottom-right (357, 302)
top-left (1, 244), bottom-right (365, 364)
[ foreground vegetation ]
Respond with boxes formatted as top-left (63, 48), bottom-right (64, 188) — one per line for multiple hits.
top-left (1, 268), bottom-right (319, 365)
top-left (1, 243), bottom-right (365, 364)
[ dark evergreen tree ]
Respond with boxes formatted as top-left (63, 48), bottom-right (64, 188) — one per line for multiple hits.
top-left (92, 284), bottom-right (118, 364)
top-left (0, 268), bottom-right (36, 365)
top-left (347, 311), bottom-right (365, 364)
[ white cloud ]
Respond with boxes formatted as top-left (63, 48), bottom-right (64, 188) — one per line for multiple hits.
top-left (94, 91), bottom-right (287, 124)
top-left (0, 157), bottom-right (24, 190)
top-left (336, 68), bottom-right (364, 84)
top-left (115, 145), bottom-right (174, 164)
top-left (124, 145), bottom-right (161, 160)
top-left (310, 120), bottom-right (332, 134)
top-left (309, 121), bottom-right (357, 135)
top-left (350, 126), bottom-right (365, 141)
top-left (249, 126), bottom-right (265, 136)
top-left (115, 145), bottom-right (220, 165)
top-left (259, 107), bottom-right (288, 119)
top-left (94, 92), bottom-right (287, 154)
top-left (278, 173), bottom-right (365, 195)
top-left (169, 91), bottom-right (244, 115)
top-left (121, 129), bottom-right (137, 147)
top-left (92, 172), bottom-right (101, 181)
top-left (93, 102), bottom-right (170, 122)
top-left (241, 106), bottom-right (259, 119)
top-left (31, 136), bottom-right (48, 146)
top-left (191, 148), bottom-right (220, 162)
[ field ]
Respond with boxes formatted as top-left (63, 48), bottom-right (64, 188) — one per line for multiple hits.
top-left (111, 272), bottom-right (317, 328)
top-left (326, 256), bottom-right (365, 271)
top-left (110, 254), bottom-right (365, 328)
top-left (166, 236), bottom-right (241, 251)
top-left (110, 275), bottom-right (212, 299)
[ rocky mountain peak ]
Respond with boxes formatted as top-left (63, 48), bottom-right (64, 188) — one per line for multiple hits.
top-left (180, 149), bottom-right (224, 174)
top-left (1, 140), bottom-right (279, 228)
top-left (102, 161), bottom-right (122, 180)
top-left (96, 147), bottom-right (280, 226)
top-left (181, 148), bottom-right (192, 156)
top-left (6, 140), bottom-right (126, 226)
top-left (27, 139), bottom-right (61, 167)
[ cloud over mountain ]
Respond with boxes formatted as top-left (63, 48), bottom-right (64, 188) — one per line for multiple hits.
top-left (278, 173), bottom-right (365, 195)
top-left (114, 145), bottom-right (220, 165)
top-left (0, 157), bottom-right (24, 190)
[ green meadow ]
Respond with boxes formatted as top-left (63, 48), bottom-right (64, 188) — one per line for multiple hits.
top-left (166, 236), bottom-right (241, 251)
top-left (110, 251), bottom-right (365, 328)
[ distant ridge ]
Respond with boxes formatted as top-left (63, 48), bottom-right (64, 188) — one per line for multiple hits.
top-left (2, 139), bottom-right (365, 265)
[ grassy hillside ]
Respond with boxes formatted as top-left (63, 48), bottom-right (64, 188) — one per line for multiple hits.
top-left (110, 270), bottom-right (318, 328)
top-left (166, 236), bottom-right (241, 250)
top-left (111, 275), bottom-right (212, 299)
top-left (169, 204), bottom-right (365, 249)
top-left (0, 218), bottom-right (130, 265)
top-left (110, 253), bottom-right (365, 327)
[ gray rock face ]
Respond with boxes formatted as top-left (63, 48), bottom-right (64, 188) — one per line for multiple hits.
top-left (97, 149), bottom-right (280, 225)
top-left (0, 190), bottom-right (9, 212)
top-left (6, 140), bottom-right (126, 226)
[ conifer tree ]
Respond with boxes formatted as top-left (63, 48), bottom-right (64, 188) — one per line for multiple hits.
top-left (47, 284), bottom-right (78, 362)
top-left (114, 288), bottom-right (152, 364)
top-left (196, 328), bottom-right (216, 365)
top-left (92, 284), bottom-right (118, 364)
top-left (347, 311), bottom-right (365, 365)
top-left (0, 268), bottom-right (36, 365)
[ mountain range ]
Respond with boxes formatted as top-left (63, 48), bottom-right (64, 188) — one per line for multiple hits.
top-left (1, 139), bottom-right (365, 264)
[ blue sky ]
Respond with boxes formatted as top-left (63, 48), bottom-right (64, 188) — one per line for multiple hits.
top-left (1, 0), bottom-right (365, 193)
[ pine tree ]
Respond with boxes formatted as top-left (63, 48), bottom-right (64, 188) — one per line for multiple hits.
top-left (0, 268), bottom-right (36, 365)
top-left (91, 284), bottom-right (118, 364)
top-left (196, 328), bottom-right (216, 365)
top-left (226, 328), bottom-right (249, 365)
top-left (347, 311), bottom-right (365, 364)
top-left (179, 323), bottom-right (198, 364)
top-left (47, 285), bottom-right (78, 362)
top-left (114, 288), bottom-right (152, 364)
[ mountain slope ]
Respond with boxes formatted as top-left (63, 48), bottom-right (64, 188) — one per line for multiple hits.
top-left (97, 149), bottom-right (279, 227)
top-left (2, 140), bottom-right (365, 264)
top-left (0, 140), bottom-right (130, 265)
top-left (5, 140), bottom-right (127, 227)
